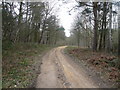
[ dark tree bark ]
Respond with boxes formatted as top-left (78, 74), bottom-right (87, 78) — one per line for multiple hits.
top-left (118, 2), bottom-right (120, 56)
top-left (103, 3), bottom-right (107, 50)
top-left (15, 2), bottom-right (23, 42)
top-left (92, 2), bottom-right (98, 51)
top-left (98, 2), bottom-right (107, 51)
top-left (118, 27), bottom-right (120, 56)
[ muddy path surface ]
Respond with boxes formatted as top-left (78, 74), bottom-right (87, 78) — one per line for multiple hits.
top-left (36, 46), bottom-right (105, 88)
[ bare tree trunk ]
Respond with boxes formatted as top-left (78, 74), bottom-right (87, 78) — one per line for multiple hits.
top-left (99, 29), bottom-right (103, 50)
top-left (24, 2), bottom-right (29, 43)
top-left (98, 2), bottom-right (107, 51)
top-left (77, 29), bottom-right (80, 47)
top-left (93, 2), bottom-right (98, 51)
top-left (15, 2), bottom-right (23, 42)
top-left (103, 2), bottom-right (107, 50)
top-left (118, 2), bottom-right (120, 56)
top-left (39, 14), bottom-right (47, 44)
top-left (39, 20), bottom-right (46, 44)
top-left (107, 3), bottom-right (112, 52)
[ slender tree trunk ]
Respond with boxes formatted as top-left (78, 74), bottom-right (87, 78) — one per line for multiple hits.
top-left (99, 11), bottom-right (105, 50)
top-left (39, 15), bottom-right (47, 44)
top-left (118, 27), bottom-right (120, 56)
top-left (107, 3), bottom-right (112, 52)
top-left (54, 31), bottom-right (58, 45)
top-left (46, 31), bottom-right (49, 44)
top-left (39, 22), bottom-right (45, 44)
top-left (103, 2), bottom-right (107, 50)
top-left (99, 29), bottom-right (103, 50)
top-left (99, 2), bottom-right (107, 51)
top-left (15, 2), bottom-right (23, 42)
top-left (93, 2), bottom-right (98, 51)
top-left (77, 29), bottom-right (80, 47)
top-left (118, 2), bottom-right (120, 56)
top-left (24, 2), bottom-right (29, 43)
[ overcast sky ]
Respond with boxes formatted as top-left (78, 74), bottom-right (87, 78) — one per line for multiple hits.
top-left (57, 1), bottom-right (78, 37)
top-left (49, 0), bottom-right (79, 37)
top-left (13, 0), bottom-right (78, 37)
top-left (14, 0), bottom-right (120, 37)
top-left (49, 0), bottom-right (119, 37)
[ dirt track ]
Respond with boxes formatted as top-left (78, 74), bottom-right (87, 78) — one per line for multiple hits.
top-left (36, 46), bottom-right (99, 88)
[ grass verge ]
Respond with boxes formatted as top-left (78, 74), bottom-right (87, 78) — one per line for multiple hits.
top-left (2, 43), bottom-right (54, 88)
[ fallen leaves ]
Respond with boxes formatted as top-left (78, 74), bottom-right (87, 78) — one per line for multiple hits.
top-left (68, 47), bottom-right (120, 87)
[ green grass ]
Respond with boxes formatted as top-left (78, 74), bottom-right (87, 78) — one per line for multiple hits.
top-left (2, 42), bottom-right (54, 88)
top-left (64, 46), bottom-right (78, 53)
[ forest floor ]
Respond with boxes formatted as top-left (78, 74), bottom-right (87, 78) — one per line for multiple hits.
top-left (3, 45), bottom-right (120, 88)
top-left (65, 46), bottom-right (120, 88)
top-left (36, 46), bottom-right (119, 88)
top-left (2, 43), bottom-right (54, 88)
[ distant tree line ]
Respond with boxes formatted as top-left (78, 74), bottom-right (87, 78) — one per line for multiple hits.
top-left (67, 1), bottom-right (120, 55)
top-left (2, 2), bottom-right (66, 46)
